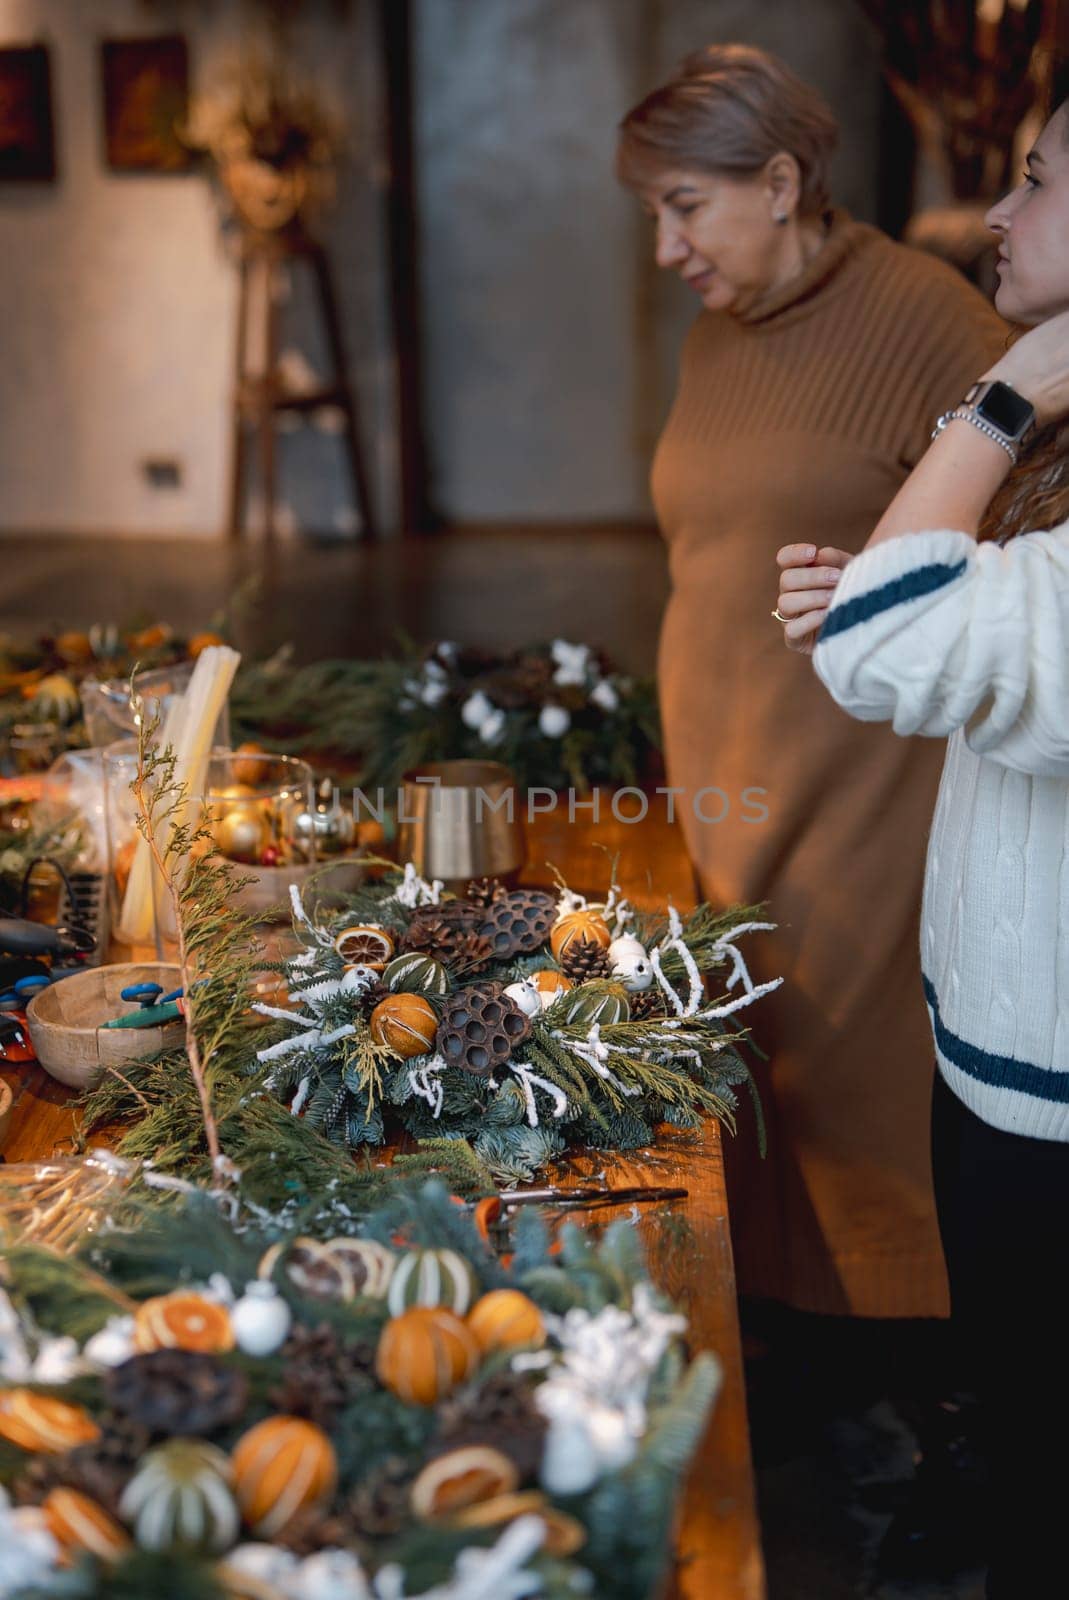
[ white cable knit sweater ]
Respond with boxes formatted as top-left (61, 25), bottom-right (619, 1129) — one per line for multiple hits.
top-left (813, 522), bottom-right (1069, 1139)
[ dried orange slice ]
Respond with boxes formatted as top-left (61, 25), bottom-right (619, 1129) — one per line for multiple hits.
top-left (43, 1488), bottom-right (130, 1560)
top-left (537, 1506), bottom-right (587, 1556)
top-left (0, 1390), bottom-right (100, 1453)
top-left (333, 924), bottom-right (395, 969)
top-left (410, 1446), bottom-right (519, 1519)
top-left (451, 1489), bottom-right (548, 1528)
top-left (283, 1237), bottom-right (355, 1301)
top-left (133, 1291), bottom-right (235, 1354)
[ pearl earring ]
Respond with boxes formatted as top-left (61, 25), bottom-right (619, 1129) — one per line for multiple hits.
top-left (774, 213), bottom-right (788, 226)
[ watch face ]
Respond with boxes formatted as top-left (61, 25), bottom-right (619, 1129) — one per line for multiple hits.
top-left (977, 381), bottom-right (1035, 439)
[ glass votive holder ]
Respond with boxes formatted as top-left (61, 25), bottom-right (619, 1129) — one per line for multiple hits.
top-left (5, 721), bottom-right (63, 775)
top-left (202, 752), bottom-right (315, 870)
top-left (81, 661), bottom-right (231, 752)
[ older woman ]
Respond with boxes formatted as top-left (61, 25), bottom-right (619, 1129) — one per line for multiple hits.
top-left (617, 45), bottom-right (1006, 1325)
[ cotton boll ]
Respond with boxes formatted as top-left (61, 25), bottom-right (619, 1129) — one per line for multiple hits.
top-left (231, 1282), bottom-right (292, 1357)
top-left (223, 1542), bottom-right (300, 1584)
top-left (608, 934), bottom-right (653, 992)
top-left (504, 979), bottom-right (542, 1019)
top-left (586, 1404), bottom-right (638, 1472)
top-left (32, 1337), bottom-right (83, 1384)
top-left (83, 1315), bottom-right (136, 1369)
top-left (589, 678), bottom-right (620, 712)
top-left (290, 1550), bottom-right (372, 1600)
top-left (539, 1414), bottom-right (601, 1496)
top-left (479, 708), bottom-right (507, 745)
top-left (538, 705), bottom-right (571, 739)
top-left (461, 691), bottom-right (494, 730)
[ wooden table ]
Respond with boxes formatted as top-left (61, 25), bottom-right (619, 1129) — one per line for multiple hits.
top-left (1, 795), bottom-right (765, 1600)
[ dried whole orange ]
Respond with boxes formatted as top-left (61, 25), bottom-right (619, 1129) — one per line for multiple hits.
top-left (232, 1415), bottom-right (337, 1537)
top-left (549, 909), bottom-right (612, 963)
top-left (466, 1289), bottom-right (545, 1353)
top-left (376, 1307), bottom-right (480, 1406)
top-left (410, 1445), bottom-right (518, 1519)
top-left (232, 742), bottom-right (270, 786)
top-left (333, 924), bottom-right (395, 970)
top-left (189, 632), bottom-right (226, 658)
top-left (133, 1291), bottom-right (235, 1355)
top-left (0, 1390), bottom-right (100, 1453)
top-left (43, 1488), bottom-right (130, 1561)
top-left (529, 969), bottom-right (572, 1003)
top-left (370, 993), bottom-right (438, 1058)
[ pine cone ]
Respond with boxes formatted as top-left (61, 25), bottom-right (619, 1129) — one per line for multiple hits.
top-left (401, 913), bottom-right (492, 973)
top-left (465, 877), bottom-right (507, 909)
top-left (270, 1323), bottom-right (375, 1428)
top-left (628, 986), bottom-right (667, 1021)
top-left (478, 890), bottom-right (556, 958)
top-left (106, 1350), bottom-right (248, 1436)
top-left (559, 939), bottom-right (614, 981)
top-left (435, 984), bottom-right (532, 1076)
top-left (347, 1455), bottom-right (414, 1539)
top-left (359, 977), bottom-right (390, 1014)
top-left (16, 1411), bottom-right (151, 1518)
top-left (434, 1371), bottom-right (547, 1482)
top-left (276, 1501), bottom-right (355, 1555)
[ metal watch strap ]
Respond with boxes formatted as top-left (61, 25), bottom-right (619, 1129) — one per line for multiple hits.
top-left (931, 408), bottom-right (1019, 464)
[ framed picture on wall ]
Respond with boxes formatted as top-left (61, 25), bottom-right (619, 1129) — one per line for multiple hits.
top-left (100, 34), bottom-right (191, 172)
top-left (0, 43), bottom-right (56, 181)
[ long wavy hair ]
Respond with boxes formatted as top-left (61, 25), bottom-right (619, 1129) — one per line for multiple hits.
top-left (981, 73), bottom-right (1069, 544)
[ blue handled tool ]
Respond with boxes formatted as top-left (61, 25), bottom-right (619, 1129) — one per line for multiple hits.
top-left (0, 973), bottom-right (52, 1008)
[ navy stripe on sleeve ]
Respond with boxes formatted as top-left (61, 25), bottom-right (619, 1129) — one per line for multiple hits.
top-left (924, 975), bottom-right (1069, 1102)
top-left (818, 558), bottom-right (968, 644)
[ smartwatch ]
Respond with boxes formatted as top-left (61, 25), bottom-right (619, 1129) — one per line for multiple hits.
top-left (962, 380), bottom-right (1036, 448)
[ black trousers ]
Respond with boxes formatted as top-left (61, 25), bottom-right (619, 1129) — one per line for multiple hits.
top-left (931, 1070), bottom-right (1069, 1599)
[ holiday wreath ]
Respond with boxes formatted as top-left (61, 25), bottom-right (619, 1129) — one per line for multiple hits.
top-left (0, 1180), bottom-right (719, 1600)
top-left (243, 863), bottom-right (775, 1182)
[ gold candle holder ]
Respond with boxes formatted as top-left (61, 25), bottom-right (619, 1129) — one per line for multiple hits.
top-left (396, 760), bottom-right (525, 891)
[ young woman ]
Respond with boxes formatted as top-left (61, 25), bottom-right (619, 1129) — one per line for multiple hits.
top-left (776, 88), bottom-right (1069, 1599)
top-left (617, 43), bottom-right (1005, 1331)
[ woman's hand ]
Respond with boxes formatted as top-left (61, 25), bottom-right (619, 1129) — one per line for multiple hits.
top-left (775, 545), bottom-right (852, 655)
top-left (985, 306), bottom-right (1069, 428)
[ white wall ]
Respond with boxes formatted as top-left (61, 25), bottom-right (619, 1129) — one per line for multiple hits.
top-left (0, 0), bottom-right (394, 537)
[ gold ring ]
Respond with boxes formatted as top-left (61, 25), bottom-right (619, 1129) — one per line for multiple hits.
top-left (771, 608), bottom-right (788, 623)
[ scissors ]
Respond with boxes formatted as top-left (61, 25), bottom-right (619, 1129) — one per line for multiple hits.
top-left (0, 973), bottom-right (52, 1064)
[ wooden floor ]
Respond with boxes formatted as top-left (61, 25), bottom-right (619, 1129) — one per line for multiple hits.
top-left (0, 526), bottom-right (668, 674)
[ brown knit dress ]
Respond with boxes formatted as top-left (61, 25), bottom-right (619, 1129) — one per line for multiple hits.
top-left (653, 212), bottom-right (1007, 1317)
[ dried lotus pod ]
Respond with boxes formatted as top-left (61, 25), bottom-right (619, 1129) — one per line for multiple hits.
top-left (477, 889), bottom-right (557, 958)
top-left (106, 1350), bottom-right (247, 1436)
top-left (435, 984), bottom-right (531, 1076)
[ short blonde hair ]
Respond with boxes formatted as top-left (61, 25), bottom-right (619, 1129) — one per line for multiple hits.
top-left (617, 43), bottom-right (839, 216)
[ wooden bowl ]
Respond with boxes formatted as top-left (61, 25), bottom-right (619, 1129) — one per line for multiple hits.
top-left (0, 1080), bottom-right (13, 1152)
top-left (25, 964), bottom-right (185, 1090)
